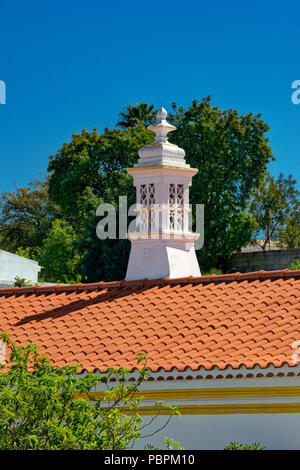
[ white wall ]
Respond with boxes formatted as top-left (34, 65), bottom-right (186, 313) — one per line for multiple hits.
top-left (0, 250), bottom-right (40, 285)
top-left (136, 413), bottom-right (300, 450)
top-left (97, 372), bottom-right (300, 450)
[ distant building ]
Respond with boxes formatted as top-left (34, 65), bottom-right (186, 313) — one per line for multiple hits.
top-left (225, 240), bottom-right (299, 272)
top-left (0, 250), bottom-right (41, 288)
top-left (237, 240), bottom-right (282, 253)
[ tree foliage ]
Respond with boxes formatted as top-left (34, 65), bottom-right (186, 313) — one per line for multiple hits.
top-left (47, 125), bottom-right (153, 281)
top-left (289, 259), bottom-right (300, 270)
top-left (0, 178), bottom-right (59, 255)
top-left (224, 441), bottom-right (263, 450)
top-left (117, 102), bottom-right (156, 129)
top-left (47, 126), bottom-right (152, 221)
top-left (250, 172), bottom-right (300, 249)
top-left (38, 219), bottom-right (83, 284)
top-left (168, 97), bottom-right (273, 267)
top-left (0, 333), bottom-right (179, 450)
top-left (277, 212), bottom-right (300, 249)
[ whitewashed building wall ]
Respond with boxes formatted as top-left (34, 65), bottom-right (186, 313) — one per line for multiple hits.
top-left (0, 250), bottom-right (41, 287)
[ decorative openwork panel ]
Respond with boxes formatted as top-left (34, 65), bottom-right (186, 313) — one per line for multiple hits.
top-left (139, 185), bottom-right (148, 208)
top-left (168, 183), bottom-right (185, 232)
top-left (148, 184), bottom-right (155, 205)
top-left (137, 183), bottom-right (156, 232)
top-left (138, 184), bottom-right (156, 206)
top-left (177, 184), bottom-right (184, 208)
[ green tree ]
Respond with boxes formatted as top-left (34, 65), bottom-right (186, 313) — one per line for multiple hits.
top-left (0, 178), bottom-right (59, 255)
top-left (117, 102), bottom-right (156, 129)
top-left (48, 126), bottom-right (152, 221)
top-left (0, 333), bottom-right (179, 450)
top-left (277, 211), bottom-right (300, 249)
top-left (38, 219), bottom-right (83, 283)
top-left (48, 125), bottom-right (153, 281)
top-left (79, 215), bottom-right (132, 282)
top-left (250, 173), bottom-right (300, 250)
top-left (168, 97), bottom-right (273, 268)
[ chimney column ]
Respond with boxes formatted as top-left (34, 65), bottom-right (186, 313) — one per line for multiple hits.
top-left (125, 108), bottom-right (201, 281)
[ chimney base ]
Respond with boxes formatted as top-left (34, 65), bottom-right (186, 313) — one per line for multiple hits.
top-left (125, 237), bottom-right (201, 281)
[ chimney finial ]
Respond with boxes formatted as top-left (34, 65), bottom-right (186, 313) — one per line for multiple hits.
top-left (147, 107), bottom-right (176, 145)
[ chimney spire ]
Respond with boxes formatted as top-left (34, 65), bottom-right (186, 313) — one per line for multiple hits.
top-left (125, 108), bottom-right (201, 281)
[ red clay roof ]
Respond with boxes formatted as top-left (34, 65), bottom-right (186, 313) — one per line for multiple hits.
top-left (0, 269), bottom-right (300, 374)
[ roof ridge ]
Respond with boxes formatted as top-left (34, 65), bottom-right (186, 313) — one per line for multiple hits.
top-left (0, 269), bottom-right (299, 296)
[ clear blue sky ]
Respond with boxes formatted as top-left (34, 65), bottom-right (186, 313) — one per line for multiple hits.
top-left (0, 0), bottom-right (299, 194)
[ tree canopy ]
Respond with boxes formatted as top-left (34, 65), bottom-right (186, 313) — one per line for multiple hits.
top-left (0, 178), bottom-right (59, 255)
top-left (117, 102), bottom-right (156, 129)
top-left (250, 172), bottom-right (300, 249)
top-left (168, 98), bottom-right (274, 267)
top-left (47, 125), bottom-right (152, 221)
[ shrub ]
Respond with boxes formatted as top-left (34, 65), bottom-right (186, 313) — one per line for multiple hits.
top-left (13, 276), bottom-right (33, 287)
top-left (289, 260), bottom-right (300, 270)
top-left (0, 333), bottom-right (180, 450)
top-left (224, 441), bottom-right (264, 450)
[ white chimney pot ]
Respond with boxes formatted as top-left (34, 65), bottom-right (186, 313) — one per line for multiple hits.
top-left (125, 108), bottom-right (201, 281)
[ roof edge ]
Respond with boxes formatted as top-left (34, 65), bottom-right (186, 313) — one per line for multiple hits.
top-left (0, 269), bottom-right (300, 296)
top-left (79, 363), bottom-right (300, 381)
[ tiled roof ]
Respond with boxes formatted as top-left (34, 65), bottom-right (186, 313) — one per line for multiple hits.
top-left (0, 270), bottom-right (300, 374)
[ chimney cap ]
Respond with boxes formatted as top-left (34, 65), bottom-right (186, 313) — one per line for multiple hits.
top-left (135, 107), bottom-right (187, 167)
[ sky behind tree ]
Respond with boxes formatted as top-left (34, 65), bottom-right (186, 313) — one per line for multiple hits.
top-left (0, 0), bottom-right (299, 193)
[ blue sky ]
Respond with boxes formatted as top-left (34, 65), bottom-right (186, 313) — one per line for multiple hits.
top-left (0, 0), bottom-right (299, 194)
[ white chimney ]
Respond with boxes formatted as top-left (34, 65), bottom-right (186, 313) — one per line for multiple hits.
top-left (125, 108), bottom-right (201, 281)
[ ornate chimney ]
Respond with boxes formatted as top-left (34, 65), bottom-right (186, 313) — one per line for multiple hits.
top-left (125, 108), bottom-right (201, 281)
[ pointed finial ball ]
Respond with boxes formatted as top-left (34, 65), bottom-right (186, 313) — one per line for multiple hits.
top-left (156, 107), bottom-right (167, 120)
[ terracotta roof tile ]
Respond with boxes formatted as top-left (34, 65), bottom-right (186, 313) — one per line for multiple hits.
top-left (0, 270), bottom-right (300, 373)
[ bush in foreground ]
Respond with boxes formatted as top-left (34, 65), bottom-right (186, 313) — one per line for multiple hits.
top-left (0, 333), bottom-right (180, 450)
top-left (224, 441), bottom-right (264, 450)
